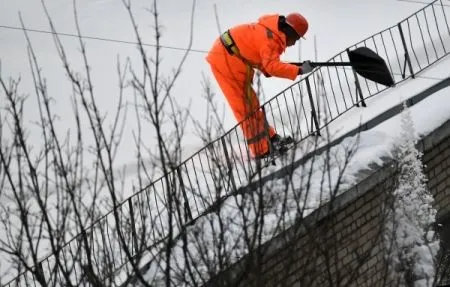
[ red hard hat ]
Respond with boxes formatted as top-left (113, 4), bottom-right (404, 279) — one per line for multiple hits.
top-left (286, 13), bottom-right (308, 38)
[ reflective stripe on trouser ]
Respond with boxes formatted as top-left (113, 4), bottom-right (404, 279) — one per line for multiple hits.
top-left (209, 62), bottom-right (276, 157)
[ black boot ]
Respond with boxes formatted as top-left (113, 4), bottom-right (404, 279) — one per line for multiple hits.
top-left (270, 134), bottom-right (294, 155)
top-left (254, 134), bottom-right (294, 161)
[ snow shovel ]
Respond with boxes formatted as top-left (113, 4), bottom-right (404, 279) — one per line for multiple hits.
top-left (295, 47), bottom-right (395, 87)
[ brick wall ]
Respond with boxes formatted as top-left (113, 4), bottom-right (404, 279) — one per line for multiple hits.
top-left (422, 124), bottom-right (450, 220)
top-left (206, 119), bottom-right (450, 287)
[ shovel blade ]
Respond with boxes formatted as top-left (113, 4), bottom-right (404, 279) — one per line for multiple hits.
top-left (348, 47), bottom-right (394, 87)
top-left (296, 47), bottom-right (395, 86)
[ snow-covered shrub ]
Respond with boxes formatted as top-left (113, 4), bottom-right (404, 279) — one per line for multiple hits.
top-left (384, 102), bottom-right (439, 287)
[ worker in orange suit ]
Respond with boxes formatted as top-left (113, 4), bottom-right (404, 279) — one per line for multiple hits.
top-left (206, 13), bottom-right (313, 159)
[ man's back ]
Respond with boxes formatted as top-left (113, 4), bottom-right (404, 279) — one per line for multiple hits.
top-left (228, 14), bottom-right (286, 69)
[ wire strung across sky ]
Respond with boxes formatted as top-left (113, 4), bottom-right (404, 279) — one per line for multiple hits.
top-left (0, 23), bottom-right (446, 81)
top-left (0, 24), bottom-right (210, 54)
top-left (396, 0), bottom-right (450, 7)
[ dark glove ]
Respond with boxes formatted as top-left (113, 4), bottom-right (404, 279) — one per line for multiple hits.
top-left (300, 60), bottom-right (313, 74)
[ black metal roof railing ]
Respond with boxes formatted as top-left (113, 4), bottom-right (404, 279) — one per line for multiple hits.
top-left (5, 0), bottom-right (450, 285)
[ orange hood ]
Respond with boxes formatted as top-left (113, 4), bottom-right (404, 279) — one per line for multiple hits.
top-left (257, 14), bottom-right (287, 51)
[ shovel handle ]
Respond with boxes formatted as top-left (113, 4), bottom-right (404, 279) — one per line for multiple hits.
top-left (291, 62), bottom-right (353, 68)
top-left (309, 62), bottom-right (353, 68)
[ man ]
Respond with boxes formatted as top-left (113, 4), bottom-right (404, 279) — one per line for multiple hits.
top-left (206, 13), bottom-right (313, 160)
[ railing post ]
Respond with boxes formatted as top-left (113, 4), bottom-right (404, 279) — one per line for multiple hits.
top-left (262, 105), bottom-right (275, 154)
top-left (305, 77), bottom-right (321, 136)
top-left (398, 23), bottom-right (415, 79)
top-left (262, 105), bottom-right (276, 166)
top-left (221, 137), bottom-right (238, 192)
top-left (346, 48), bottom-right (366, 107)
top-left (176, 166), bottom-right (193, 223)
top-left (128, 199), bottom-right (139, 254)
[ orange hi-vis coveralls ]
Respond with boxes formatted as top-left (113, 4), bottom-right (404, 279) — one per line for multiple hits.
top-left (206, 14), bottom-right (300, 158)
